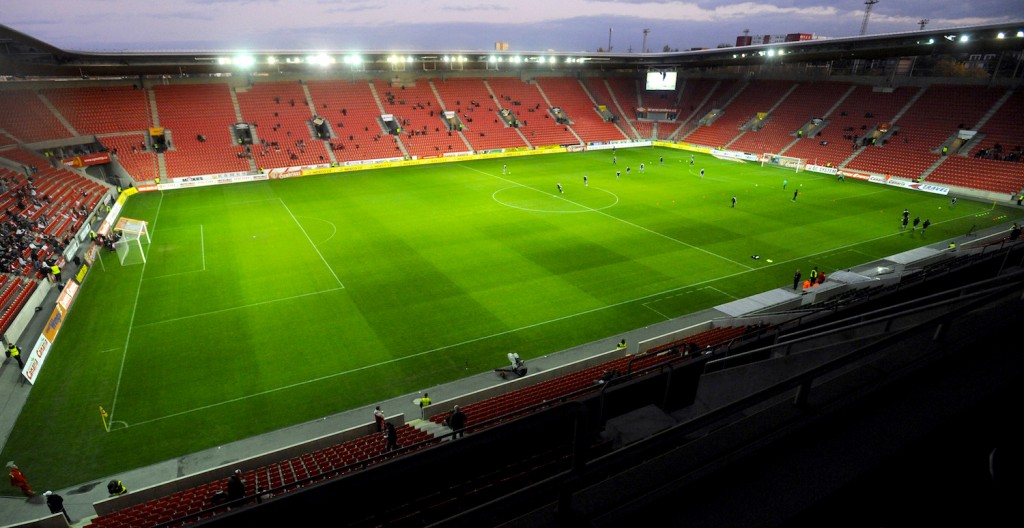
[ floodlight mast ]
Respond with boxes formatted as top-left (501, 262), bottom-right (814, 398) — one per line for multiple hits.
top-left (861, 0), bottom-right (879, 36)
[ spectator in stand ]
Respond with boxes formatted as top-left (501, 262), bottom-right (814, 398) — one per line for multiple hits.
top-left (226, 469), bottom-right (245, 502)
top-left (384, 422), bottom-right (399, 452)
top-left (374, 406), bottom-right (385, 432)
top-left (445, 405), bottom-right (467, 439)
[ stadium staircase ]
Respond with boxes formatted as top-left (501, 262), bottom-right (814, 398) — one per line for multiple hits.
top-left (431, 78), bottom-right (528, 151)
top-left (602, 78), bottom-right (642, 139)
top-left (152, 84), bottom-right (250, 178)
top-left (427, 80), bottom-right (476, 152)
top-left (779, 83), bottom-right (857, 162)
top-left (301, 81), bottom-right (339, 166)
top-left (845, 84), bottom-right (1005, 180)
top-left (372, 79), bottom-right (467, 159)
top-left (579, 76), bottom-right (633, 140)
top-left (724, 82), bottom-right (798, 149)
top-left (665, 78), bottom-right (720, 141)
top-left (532, 80), bottom-right (585, 145)
top-left (487, 78), bottom-right (578, 147)
top-left (34, 90), bottom-right (79, 137)
top-left (0, 89), bottom-right (74, 143)
top-left (304, 80), bottom-right (405, 163)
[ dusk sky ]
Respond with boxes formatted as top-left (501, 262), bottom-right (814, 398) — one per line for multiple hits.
top-left (3, 1), bottom-right (1020, 53)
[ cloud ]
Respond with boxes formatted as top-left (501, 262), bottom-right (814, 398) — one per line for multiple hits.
top-left (3, 0), bottom-right (1020, 52)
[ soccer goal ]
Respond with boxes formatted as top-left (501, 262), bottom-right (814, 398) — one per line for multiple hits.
top-left (113, 217), bottom-right (150, 266)
top-left (761, 153), bottom-right (805, 172)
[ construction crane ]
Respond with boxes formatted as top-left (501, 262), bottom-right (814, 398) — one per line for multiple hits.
top-left (919, 19), bottom-right (930, 30)
top-left (861, 0), bottom-right (879, 36)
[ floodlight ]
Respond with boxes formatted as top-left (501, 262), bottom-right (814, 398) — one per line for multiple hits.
top-left (308, 54), bottom-right (332, 66)
top-left (996, 32), bottom-right (1005, 39)
top-left (235, 55), bottom-right (254, 67)
top-left (959, 35), bottom-right (969, 42)
top-left (267, 56), bottom-right (277, 64)
top-left (217, 57), bottom-right (230, 65)
top-left (767, 49), bottom-right (776, 56)
top-left (1017, 30), bottom-right (1024, 38)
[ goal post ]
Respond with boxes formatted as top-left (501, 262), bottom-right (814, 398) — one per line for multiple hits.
top-left (761, 153), bottom-right (805, 172)
top-left (113, 217), bottom-right (150, 266)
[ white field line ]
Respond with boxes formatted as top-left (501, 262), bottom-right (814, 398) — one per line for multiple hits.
top-left (460, 164), bottom-right (753, 270)
top-left (109, 191), bottom-right (164, 422)
top-left (112, 176), bottom-right (1006, 428)
top-left (200, 224), bottom-right (206, 271)
top-left (132, 287), bottom-right (345, 329)
top-left (279, 198), bottom-right (345, 288)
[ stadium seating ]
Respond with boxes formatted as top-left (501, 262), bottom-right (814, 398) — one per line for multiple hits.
top-left (371, 79), bottom-right (467, 159)
top-left (0, 89), bottom-right (74, 143)
top-left (684, 80), bottom-right (797, 149)
top-left (780, 84), bottom-right (912, 167)
top-left (235, 81), bottom-right (330, 168)
top-left (304, 80), bottom-right (405, 162)
top-left (581, 76), bottom-right (622, 123)
top-left (925, 156), bottom-right (1024, 195)
top-left (43, 85), bottom-right (152, 135)
top-left (845, 84), bottom-right (1005, 179)
top-left (532, 77), bottom-right (627, 144)
top-left (729, 81), bottom-right (852, 156)
top-left (79, 324), bottom-right (751, 527)
top-left (152, 83), bottom-right (250, 178)
top-left (486, 78), bottom-right (579, 147)
top-left (659, 78), bottom-right (717, 140)
top-left (98, 134), bottom-right (159, 182)
top-left (431, 78), bottom-right (528, 151)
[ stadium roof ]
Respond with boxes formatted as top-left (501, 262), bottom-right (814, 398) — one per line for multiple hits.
top-left (2, 21), bottom-right (1023, 78)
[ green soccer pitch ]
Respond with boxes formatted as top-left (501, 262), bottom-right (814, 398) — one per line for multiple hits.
top-left (4, 146), bottom-right (1023, 490)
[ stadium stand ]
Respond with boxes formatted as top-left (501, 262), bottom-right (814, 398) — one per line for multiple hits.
top-left (486, 78), bottom-right (580, 147)
top-left (729, 81), bottom-right (852, 155)
top-left (532, 77), bottom-right (627, 144)
top-left (371, 78), bottom-right (468, 158)
top-left (684, 80), bottom-right (798, 149)
top-left (431, 78), bottom-right (528, 151)
top-left (0, 89), bottom-right (75, 143)
top-left (304, 80), bottom-right (405, 163)
top-left (845, 84), bottom-right (1006, 179)
top-left (235, 81), bottom-right (330, 168)
top-left (43, 85), bottom-right (152, 136)
top-left (152, 83), bottom-right (251, 178)
top-left (97, 134), bottom-right (159, 182)
top-left (782, 84), bottom-right (919, 168)
top-left (661, 77), bottom-right (720, 140)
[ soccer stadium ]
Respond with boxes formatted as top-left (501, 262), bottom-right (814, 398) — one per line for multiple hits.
top-left (1, 17), bottom-right (1024, 528)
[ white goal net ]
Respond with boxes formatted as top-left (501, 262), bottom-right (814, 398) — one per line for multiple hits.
top-left (113, 217), bottom-right (150, 266)
top-left (761, 153), bottom-right (805, 172)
